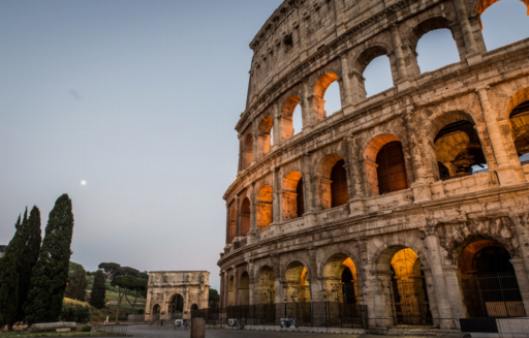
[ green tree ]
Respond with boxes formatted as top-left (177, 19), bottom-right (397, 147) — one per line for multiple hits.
top-left (16, 207), bottom-right (42, 322)
top-left (25, 194), bottom-right (74, 324)
top-left (65, 262), bottom-right (87, 301)
top-left (0, 214), bottom-right (25, 328)
top-left (208, 289), bottom-right (220, 311)
top-left (89, 270), bottom-right (106, 309)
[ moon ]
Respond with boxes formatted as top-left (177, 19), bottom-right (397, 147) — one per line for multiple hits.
top-left (80, 179), bottom-right (87, 186)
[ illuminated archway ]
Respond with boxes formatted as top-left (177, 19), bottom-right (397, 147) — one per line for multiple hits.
top-left (285, 262), bottom-right (311, 303)
top-left (227, 202), bottom-right (237, 243)
top-left (238, 272), bottom-right (250, 306)
top-left (319, 155), bottom-right (349, 209)
top-left (256, 185), bottom-right (273, 228)
top-left (280, 96), bottom-right (303, 140)
top-left (241, 133), bottom-right (254, 169)
top-left (258, 115), bottom-right (273, 156)
top-left (322, 254), bottom-right (360, 304)
top-left (459, 239), bottom-right (525, 318)
top-left (239, 198), bottom-right (251, 236)
top-left (509, 99), bottom-right (529, 163)
top-left (282, 171), bottom-right (304, 220)
top-left (314, 72), bottom-right (342, 120)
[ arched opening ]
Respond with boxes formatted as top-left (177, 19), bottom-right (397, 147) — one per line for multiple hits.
top-left (255, 266), bottom-right (276, 324)
top-left (356, 46), bottom-right (394, 97)
top-left (314, 72), bottom-right (342, 120)
top-left (258, 115), bottom-right (274, 156)
top-left (169, 294), bottom-right (184, 319)
top-left (331, 160), bottom-right (349, 207)
top-left (459, 239), bottom-right (525, 318)
top-left (433, 118), bottom-right (487, 180)
top-left (227, 202), bottom-right (237, 244)
top-left (152, 304), bottom-right (160, 320)
top-left (239, 198), bottom-right (251, 237)
top-left (282, 171), bottom-right (304, 220)
top-left (509, 100), bottom-right (529, 163)
top-left (238, 272), bottom-right (250, 306)
top-left (241, 133), bottom-right (254, 169)
top-left (323, 255), bottom-right (360, 304)
top-left (414, 18), bottom-right (460, 73)
top-left (319, 155), bottom-right (349, 209)
top-left (376, 141), bottom-right (408, 194)
top-left (281, 96), bottom-right (303, 141)
top-left (256, 185), bottom-right (273, 228)
top-left (227, 275), bottom-right (236, 306)
top-left (481, 0), bottom-right (529, 51)
top-left (285, 262), bottom-right (311, 303)
top-left (389, 248), bottom-right (432, 325)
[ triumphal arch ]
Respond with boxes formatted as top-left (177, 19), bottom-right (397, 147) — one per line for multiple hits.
top-left (144, 271), bottom-right (209, 321)
top-left (218, 0), bottom-right (529, 331)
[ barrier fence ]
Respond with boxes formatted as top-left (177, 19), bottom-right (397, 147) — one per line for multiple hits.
top-left (192, 302), bottom-right (368, 328)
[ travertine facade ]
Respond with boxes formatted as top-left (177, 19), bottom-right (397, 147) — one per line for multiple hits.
top-left (144, 271), bottom-right (209, 321)
top-left (218, 0), bottom-right (529, 330)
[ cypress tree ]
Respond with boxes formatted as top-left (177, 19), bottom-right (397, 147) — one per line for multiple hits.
top-left (16, 207), bottom-right (41, 322)
top-left (25, 194), bottom-right (74, 324)
top-left (89, 270), bottom-right (106, 309)
top-left (65, 262), bottom-right (87, 301)
top-left (0, 215), bottom-right (24, 328)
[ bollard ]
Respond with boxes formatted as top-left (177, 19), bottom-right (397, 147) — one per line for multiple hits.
top-left (190, 318), bottom-right (205, 338)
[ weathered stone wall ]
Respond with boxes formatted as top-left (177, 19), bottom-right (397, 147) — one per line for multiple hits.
top-left (220, 0), bottom-right (529, 330)
top-left (144, 271), bottom-right (209, 321)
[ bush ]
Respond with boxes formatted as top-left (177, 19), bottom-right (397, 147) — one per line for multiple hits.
top-left (60, 303), bottom-right (90, 323)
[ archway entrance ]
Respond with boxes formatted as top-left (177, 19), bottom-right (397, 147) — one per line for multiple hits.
top-left (389, 248), bottom-right (432, 325)
top-left (459, 239), bottom-right (525, 317)
top-left (152, 304), bottom-right (160, 321)
top-left (169, 294), bottom-right (184, 319)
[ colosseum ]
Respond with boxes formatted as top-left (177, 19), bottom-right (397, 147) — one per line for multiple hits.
top-left (218, 0), bottom-right (529, 332)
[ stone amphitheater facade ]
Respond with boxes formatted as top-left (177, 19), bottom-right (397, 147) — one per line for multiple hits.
top-left (218, 0), bottom-right (529, 330)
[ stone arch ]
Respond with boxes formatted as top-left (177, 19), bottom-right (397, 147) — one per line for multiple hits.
top-left (258, 114), bottom-right (274, 156)
top-left (255, 265), bottom-right (276, 304)
top-left (473, 0), bottom-right (529, 16)
top-left (479, 0), bottom-right (529, 51)
top-left (411, 16), bottom-right (463, 73)
top-left (322, 253), bottom-right (361, 304)
top-left (458, 238), bottom-right (526, 317)
top-left (256, 184), bottom-right (273, 228)
top-left (238, 271), bottom-right (250, 306)
top-left (152, 304), bottom-right (161, 320)
top-left (313, 71), bottom-right (342, 120)
top-left (241, 133), bottom-right (254, 169)
top-left (282, 170), bottom-right (304, 220)
top-left (431, 111), bottom-right (487, 180)
top-left (319, 154), bottom-right (349, 209)
top-left (227, 274), bottom-right (236, 306)
top-left (284, 260), bottom-right (311, 303)
top-left (355, 45), bottom-right (395, 97)
top-left (280, 95), bottom-right (303, 140)
top-left (168, 294), bottom-right (185, 319)
top-left (227, 201), bottom-right (237, 243)
top-left (506, 88), bottom-right (529, 162)
top-left (374, 245), bottom-right (433, 326)
top-left (364, 134), bottom-right (409, 195)
top-left (239, 197), bottom-right (251, 236)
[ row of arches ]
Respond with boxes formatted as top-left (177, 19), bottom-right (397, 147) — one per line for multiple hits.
top-left (229, 97), bottom-right (529, 242)
top-left (225, 238), bottom-right (525, 326)
top-left (241, 1), bottom-right (529, 170)
top-left (150, 294), bottom-right (200, 320)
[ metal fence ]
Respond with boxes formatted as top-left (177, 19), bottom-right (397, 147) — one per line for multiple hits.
top-left (192, 302), bottom-right (368, 329)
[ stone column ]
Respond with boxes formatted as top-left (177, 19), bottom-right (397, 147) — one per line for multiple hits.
top-left (340, 53), bottom-right (354, 108)
top-left (272, 104), bottom-right (281, 148)
top-left (252, 122), bottom-right (259, 161)
top-left (511, 257), bottom-right (529, 314)
top-left (301, 82), bottom-right (314, 129)
top-left (477, 88), bottom-right (525, 185)
top-left (424, 233), bottom-right (457, 329)
top-left (349, 70), bottom-right (366, 105)
top-left (443, 265), bottom-right (467, 325)
top-left (390, 24), bottom-right (409, 83)
top-left (248, 184), bottom-right (257, 243)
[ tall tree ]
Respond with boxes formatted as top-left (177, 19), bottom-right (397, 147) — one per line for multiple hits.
top-left (25, 194), bottom-right (74, 324)
top-left (65, 262), bottom-right (87, 301)
top-left (89, 270), bottom-right (106, 309)
top-left (0, 215), bottom-right (24, 328)
top-left (16, 207), bottom-right (41, 322)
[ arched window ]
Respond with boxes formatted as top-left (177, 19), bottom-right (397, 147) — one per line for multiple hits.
top-left (314, 72), bottom-right (342, 120)
top-left (227, 202), bottom-right (236, 243)
top-left (365, 134), bottom-right (408, 195)
top-left (258, 115), bottom-right (273, 156)
top-left (363, 55), bottom-right (394, 97)
top-left (285, 262), bottom-right (311, 303)
top-left (281, 96), bottom-right (303, 141)
top-left (239, 198), bottom-right (251, 236)
top-left (433, 118), bottom-right (487, 179)
top-left (481, 0), bottom-right (529, 51)
top-left (241, 133), bottom-right (254, 169)
top-left (282, 171), bottom-right (304, 220)
top-left (322, 255), bottom-right (360, 304)
top-left (509, 100), bottom-right (529, 162)
top-left (331, 160), bottom-right (349, 207)
top-left (414, 18), bottom-right (460, 73)
top-left (256, 185), bottom-right (273, 228)
top-left (320, 155), bottom-right (349, 209)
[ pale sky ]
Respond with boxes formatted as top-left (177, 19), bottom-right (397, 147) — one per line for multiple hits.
top-left (0, 0), bottom-right (527, 289)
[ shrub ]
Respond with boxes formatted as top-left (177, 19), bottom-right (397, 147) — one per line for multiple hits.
top-left (60, 303), bottom-right (90, 323)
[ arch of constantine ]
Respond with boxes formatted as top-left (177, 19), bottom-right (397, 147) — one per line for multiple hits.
top-left (218, 0), bottom-right (529, 330)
